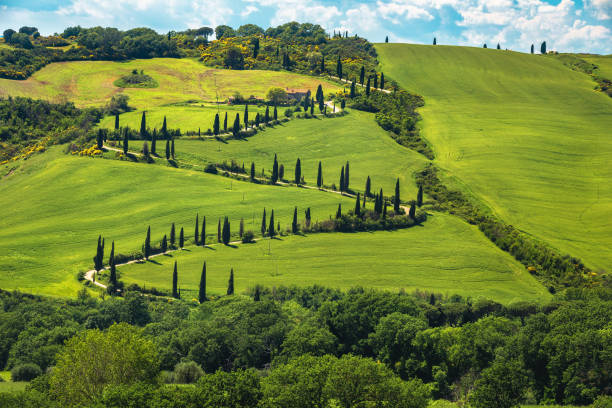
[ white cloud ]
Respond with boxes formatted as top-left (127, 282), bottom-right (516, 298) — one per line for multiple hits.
top-left (377, 1), bottom-right (434, 23)
top-left (241, 5), bottom-right (259, 17)
top-left (585, 0), bottom-right (612, 19)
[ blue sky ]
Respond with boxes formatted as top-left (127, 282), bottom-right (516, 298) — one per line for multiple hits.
top-left (1, 0), bottom-right (611, 54)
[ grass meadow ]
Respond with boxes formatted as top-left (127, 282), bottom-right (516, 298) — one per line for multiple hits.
top-left (118, 212), bottom-right (549, 304)
top-left (376, 44), bottom-right (612, 271)
top-left (0, 58), bottom-right (341, 110)
top-left (0, 147), bottom-right (354, 296)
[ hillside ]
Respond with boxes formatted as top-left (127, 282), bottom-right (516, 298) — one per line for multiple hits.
top-left (0, 58), bottom-right (341, 109)
top-left (376, 44), bottom-right (612, 271)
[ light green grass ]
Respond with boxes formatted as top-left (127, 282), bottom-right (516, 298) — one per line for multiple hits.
top-left (376, 44), bottom-right (612, 271)
top-left (582, 54), bottom-right (612, 79)
top-left (129, 110), bottom-right (428, 198)
top-left (98, 103), bottom-right (268, 133)
top-left (0, 147), bottom-right (354, 296)
top-left (0, 381), bottom-right (27, 392)
top-left (0, 58), bottom-right (341, 110)
top-left (119, 212), bottom-right (549, 304)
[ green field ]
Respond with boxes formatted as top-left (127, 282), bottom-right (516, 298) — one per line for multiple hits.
top-left (0, 147), bottom-right (354, 296)
top-left (376, 44), bottom-right (612, 271)
top-left (129, 110), bottom-right (428, 198)
top-left (0, 58), bottom-right (341, 109)
top-left (582, 54), bottom-right (612, 79)
top-left (98, 103), bottom-right (269, 133)
top-left (119, 212), bottom-right (549, 303)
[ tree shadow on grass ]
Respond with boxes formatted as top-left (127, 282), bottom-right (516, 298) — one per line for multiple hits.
top-left (147, 259), bottom-right (162, 265)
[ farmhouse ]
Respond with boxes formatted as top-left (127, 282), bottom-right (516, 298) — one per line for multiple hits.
top-left (285, 88), bottom-right (309, 100)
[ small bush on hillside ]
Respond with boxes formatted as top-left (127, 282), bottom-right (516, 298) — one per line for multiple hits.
top-left (11, 363), bottom-right (43, 381)
top-left (173, 361), bottom-right (203, 384)
top-left (204, 164), bottom-right (218, 174)
top-left (242, 230), bottom-right (255, 243)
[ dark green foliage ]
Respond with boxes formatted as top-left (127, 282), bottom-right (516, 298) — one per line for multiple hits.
top-left (161, 116), bottom-right (167, 136)
top-left (336, 203), bottom-right (342, 219)
top-left (360, 65), bottom-right (365, 85)
top-left (199, 262), bottom-right (207, 303)
top-left (433, 37), bottom-right (437, 45)
top-left (213, 113), bottom-right (220, 135)
top-left (344, 161), bottom-right (350, 190)
top-left (483, 43), bottom-right (487, 48)
top-left (174, 361), bottom-right (204, 384)
top-left (531, 44), bottom-right (534, 54)
top-left (164, 139), bottom-right (170, 159)
top-left (271, 154), bottom-right (279, 183)
top-left (385, 36), bottom-right (389, 43)
top-left (350, 80), bottom-right (356, 98)
top-left (316, 84), bottom-right (323, 104)
top-left (305, 207), bottom-right (311, 229)
top-left (355, 193), bottom-right (361, 217)
top-left (172, 261), bottom-right (179, 299)
top-left (150, 129), bottom-right (157, 154)
top-left (114, 114), bottom-right (119, 130)
top-left (380, 72), bottom-right (385, 89)
top-left (394, 179), bottom-right (401, 214)
top-left (264, 106), bottom-right (270, 123)
top-left (408, 202), bottom-right (416, 219)
top-left (294, 158), bottom-right (301, 184)
top-left (291, 207), bottom-right (298, 234)
top-left (179, 227), bottom-right (184, 248)
top-left (11, 363), bottom-right (42, 381)
top-left (366, 76), bottom-right (371, 96)
top-left (244, 105), bottom-right (249, 129)
top-left (223, 112), bottom-right (228, 131)
top-left (227, 268), bottom-right (235, 295)
top-left (232, 113), bottom-right (240, 136)
top-left (541, 41), bottom-right (547, 54)
top-left (201, 216), bottom-right (206, 247)
top-left (217, 218), bottom-right (221, 243)
top-left (195, 214), bottom-right (199, 246)
top-left (161, 235), bottom-right (167, 253)
top-left (222, 217), bottom-right (230, 245)
top-left (317, 161), bottom-right (322, 187)
top-left (142, 141), bottom-right (149, 160)
top-left (123, 130), bottom-right (128, 155)
top-left (279, 164), bottom-right (284, 180)
top-left (170, 224), bottom-right (175, 247)
top-left (469, 360), bottom-right (529, 408)
top-left (497, 43), bottom-right (501, 50)
top-left (273, 105), bottom-right (278, 121)
top-left (239, 218), bottom-right (244, 238)
top-left (417, 185), bottom-right (423, 207)
top-left (261, 208), bottom-right (266, 236)
top-left (268, 210), bottom-right (275, 237)
top-left (336, 55), bottom-right (342, 79)
top-left (365, 176), bottom-right (371, 197)
top-left (374, 73), bottom-right (378, 89)
top-left (140, 111), bottom-right (146, 138)
top-left (250, 162), bottom-right (256, 181)
top-left (339, 167), bottom-right (345, 192)
top-left (109, 242), bottom-right (117, 287)
top-left (144, 226), bottom-right (151, 260)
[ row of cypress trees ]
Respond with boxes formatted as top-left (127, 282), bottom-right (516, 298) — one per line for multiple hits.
top-left (169, 260), bottom-right (235, 302)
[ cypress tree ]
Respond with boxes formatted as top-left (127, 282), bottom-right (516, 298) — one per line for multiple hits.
top-left (272, 154), bottom-right (279, 183)
top-left (363, 189), bottom-right (366, 208)
top-left (268, 210), bottom-right (275, 237)
top-left (374, 73), bottom-right (378, 89)
top-left (279, 164), bottom-right (284, 181)
top-left (160, 235), bottom-right (166, 252)
top-left (336, 203), bottom-right (342, 219)
top-left (223, 112), bottom-right (228, 131)
top-left (483, 43), bottom-right (487, 48)
top-left (540, 41), bottom-right (546, 54)
top-left (244, 104), bottom-right (249, 130)
top-left (222, 216), bottom-right (230, 245)
top-left (339, 167), bottom-right (345, 192)
top-left (171, 139), bottom-right (175, 159)
top-left (162, 116), bottom-right (167, 136)
top-left (394, 178), bottom-right (400, 214)
top-left (355, 192), bottom-right (361, 216)
top-left (195, 214), bottom-right (199, 246)
top-left (144, 226), bottom-right (151, 260)
top-left (254, 285), bottom-right (261, 301)
top-left (170, 223), bottom-right (176, 247)
top-left (143, 141), bottom-right (150, 159)
top-left (360, 66), bottom-right (365, 85)
top-left (497, 43), bottom-right (501, 50)
top-left (123, 129), bottom-right (128, 154)
top-left (233, 113), bottom-right (240, 136)
top-left (109, 250), bottom-right (117, 287)
top-left (264, 106), bottom-right (270, 123)
top-left (366, 76), bottom-right (371, 96)
top-left (336, 55), bottom-right (342, 79)
top-left (217, 218), bottom-right (221, 243)
top-left (201, 216), bottom-right (206, 246)
top-left (350, 80), bottom-right (356, 98)
top-left (151, 129), bottom-right (157, 155)
top-left (114, 114), bottom-right (119, 130)
top-left (365, 176), bottom-right (371, 197)
top-left (305, 207), bottom-right (311, 228)
top-left (291, 207), bottom-right (298, 233)
top-left (382, 201), bottom-right (387, 218)
top-left (417, 185), bottom-right (423, 207)
top-left (294, 158), bottom-right (301, 184)
top-left (310, 99), bottom-right (314, 115)
top-left (172, 261), bottom-right (178, 298)
top-left (385, 36), bottom-right (389, 43)
top-left (530, 44), bottom-right (534, 54)
top-left (227, 268), bottom-right (234, 295)
top-left (179, 227), bottom-right (184, 248)
top-left (409, 202), bottom-right (416, 219)
top-left (240, 218), bottom-right (244, 238)
top-left (213, 113), bottom-right (220, 135)
top-left (96, 129), bottom-right (103, 150)
top-left (108, 240), bottom-right (114, 273)
top-left (255, 113), bottom-right (260, 127)
top-left (433, 37), bottom-right (437, 45)
top-left (319, 99), bottom-right (324, 113)
top-left (140, 111), bottom-right (146, 138)
top-left (317, 161), bottom-right (322, 188)
top-left (250, 162), bottom-right (256, 181)
top-left (380, 72), bottom-right (385, 89)
top-left (261, 208), bottom-right (267, 236)
top-left (165, 139), bottom-right (170, 159)
top-left (273, 105), bottom-right (278, 121)
top-left (316, 84), bottom-right (323, 103)
top-left (344, 161), bottom-right (350, 190)
top-left (199, 261), bottom-right (207, 302)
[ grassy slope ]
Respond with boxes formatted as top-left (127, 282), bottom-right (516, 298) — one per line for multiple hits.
top-left (582, 54), bottom-right (612, 78)
top-left (376, 44), bottom-right (612, 271)
top-left (98, 103), bottom-right (268, 133)
top-left (120, 212), bottom-right (549, 304)
top-left (0, 148), bottom-right (354, 296)
top-left (0, 58), bottom-right (341, 110)
top-left (129, 110), bottom-right (428, 198)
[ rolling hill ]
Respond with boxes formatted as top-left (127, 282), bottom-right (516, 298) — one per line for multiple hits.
top-left (376, 44), bottom-right (612, 271)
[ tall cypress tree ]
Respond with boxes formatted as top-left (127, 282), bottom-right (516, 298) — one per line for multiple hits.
top-left (366, 76), bottom-right (371, 96)
top-left (409, 202), bottom-right (416, 219)
top-left (433, 37), bottom-right (437, 45)
top-left (336, 55), bottom-right (342, 79)
top-left (336, 203), bottom-right (342, 219)
top-left (294, 158), bottom-right (301, 184)
top-left (530, 44), bottom-right (534, 54)
top-left (108, 240), bottom-right (114, 273)
top-left (151, 129), bottom-right (157, 155)
top-left (195, 214), bottom-right (199, 246)
top-left (365, 176), bottom-right (371, 197)
top-left (162, 235), bottom-right (168, 253)
top-left (140, 111), bottom-right (147, 138)
top-left (170, 223), bottom-right (176, 247)
top-left (483, 43), bottom-right (487, 48)
top-left (233, 113), bottom-right (240, 136)
top-left (223, 112), bottom-right (228, 131)
top-left (540, 41), bottom-right (547, 54)
top-left (268, 210), bottom-right (275, 237)
top-left (227, 268), bottom-right (234, 295)
top-left (261, 208), bottom-right (267, 236)
top-left (279, 164), bottom-right (284, 181)
top-left (217, 218), bottom-right (221, 243)
top-left (417, 185), bottom-right (423, 207)
top-left (222, 216), bottom-right (230, 245)
top-left (305, 207), bottom-right (311, 228)
top-left (394, 178), bottom-right (400, 214)
top-left (165, 139), bottom-right (170, 159)
top-left (385, 36), bottom-right (389, 43)
top-left (172, 261), bottom-right (179, 298)
top-left (272, 154), bottom-right (279, 183)
top-left (114, 114), bottom-right (119, 130)
top-left (244, 105), bottom-right (249, 130)
top-left (317, 161), bottom-right (322, 188)
top-left (291, 207), bottom-right (298, 233)
top-left (201, 216), bottom-right (206, 246)
top-left (350, 80), bottom-right (356, 98)
top-left (179, 227), bottom-right (184, 248)
top-left (144, 226), bottom-right (151, 260)
top-left (273, 105), bottom-right (278, 121)
top-left (171, 139), bottom-right (175, 159)
top-left (123, 129), bottom-right (128, 154)
top-left (96, 129), bottom-right (103, 150)
top-left (380, 72), bottom-right (385, 89)
top-left (373, 73), bottom-right (378, 89)
top-left (316, 84), bottom-right (323, 103)
top-left (344, 161), bottom-right (350, 190)
top-left (310, 99), bottom-right (314, 115)
top-left (360, 66), bottom-right (365, 85)
top-left (239, 218), bottom-right (244, 238)
top-left (339, 167), bottom-right (345, 192)
top-left (497, 43), bottom-right (501, 50)
top-left (355, 193), bottom-right (361, 216)
top-left (109, 248), bottom-right (117, 287)
top-left (199, 261), bottom-right (207, 303)
top-left (264, 106), bottom-right (270, 123)
top-left (250, 162), bottom-right (256, 181)
top-left (383, 201), bottom-right (387, 218)
top-left (213, 113), bottom-right (220, 135)
top-left (162, 116), bottom-right (167, 137)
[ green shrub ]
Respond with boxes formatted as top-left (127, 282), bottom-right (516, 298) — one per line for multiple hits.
top-left (173, 361), bottom-right (203, 384)
top-left (242, 230), bottom-right (255, 243)
top-left (11, 363), bottom-right (43, 381)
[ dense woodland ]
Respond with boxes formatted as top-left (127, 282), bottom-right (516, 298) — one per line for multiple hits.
top-left (0, 286), bottom-right (610, 407)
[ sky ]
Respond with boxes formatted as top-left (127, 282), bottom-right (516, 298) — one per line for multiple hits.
top-left (1, 0), bottom-right (611, 54)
